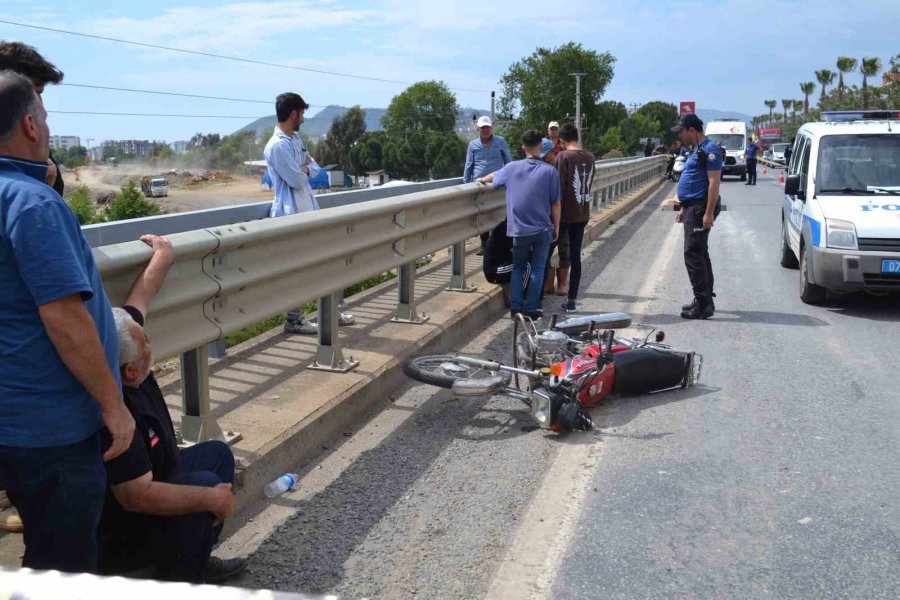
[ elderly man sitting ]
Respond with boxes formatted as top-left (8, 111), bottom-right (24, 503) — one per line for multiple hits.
top-left (97, 234), bottom-right (247, 583)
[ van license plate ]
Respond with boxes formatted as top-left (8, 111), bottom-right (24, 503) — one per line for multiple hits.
top-left (882, 260), bottom-right (900, 274)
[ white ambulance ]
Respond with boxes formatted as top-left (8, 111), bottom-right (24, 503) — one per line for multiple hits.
top-left (780, 110), bottom-right (900, 303)
top-left (705, 119), bottom-right (748, 180)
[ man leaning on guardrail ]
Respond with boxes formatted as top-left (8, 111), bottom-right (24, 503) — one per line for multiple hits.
top-left (0, 70), bottom-right (135, 573)
top-left (97, 235), bottom-right (247, 584)
top-left (264, 92), bottom-right (354, 335)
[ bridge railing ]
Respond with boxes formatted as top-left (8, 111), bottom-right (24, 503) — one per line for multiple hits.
top-left (91, 155), bottom-right (666, 443)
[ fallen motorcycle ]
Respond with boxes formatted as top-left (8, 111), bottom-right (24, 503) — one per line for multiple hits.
top-left (403, 313), bottom-right (702, 433)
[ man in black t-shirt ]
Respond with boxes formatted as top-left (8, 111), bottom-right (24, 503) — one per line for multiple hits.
top-left (97, 235), bottom-right (247, 584)
top-left (483, 220), bottom-right (530, 308)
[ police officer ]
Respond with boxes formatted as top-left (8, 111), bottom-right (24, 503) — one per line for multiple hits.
top-left (671, 114), bottom-right (722, 319)
top-left (745, 137), bottom-right (760, 185)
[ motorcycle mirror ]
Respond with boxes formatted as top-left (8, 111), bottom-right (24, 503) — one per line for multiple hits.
top-left (656, 331), bottom-right (666, 343)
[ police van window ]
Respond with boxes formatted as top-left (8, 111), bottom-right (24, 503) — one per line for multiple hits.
top-left (798, 137), bottom-right (812, 194)
top-left (790, 137), bottom-right (807, 174)
top-left (817, 134), bottom-right (900, 194)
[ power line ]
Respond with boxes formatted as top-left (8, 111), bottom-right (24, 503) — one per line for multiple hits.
top-left (48, 109), bottom-right (462, 122)
top-left (0, 19), bottom-right (492, 94)
top-left (61, 83), bottom-right (328, 107)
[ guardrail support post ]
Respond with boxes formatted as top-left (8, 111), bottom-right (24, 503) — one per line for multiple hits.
top-left (448, 241), bottom-right (477, 292)
top-left (392, 262), bottom-right (430, 324)
top-left (207, 339), bottom-right (227, 359)
top-left (180, 345), bottom-right (240, 446)
top-left (310, 293), bottom-right (359, 373)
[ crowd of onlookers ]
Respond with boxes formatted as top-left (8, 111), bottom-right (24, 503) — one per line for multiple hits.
top-left (469, 118), bottom-right (596, 318)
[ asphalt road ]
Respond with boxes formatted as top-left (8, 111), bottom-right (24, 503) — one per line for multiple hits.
top-left (238, 172), bottom-right (899, 599)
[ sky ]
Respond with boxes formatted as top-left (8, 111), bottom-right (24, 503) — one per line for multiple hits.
top-left (1, 0), bottom-right (898, 145)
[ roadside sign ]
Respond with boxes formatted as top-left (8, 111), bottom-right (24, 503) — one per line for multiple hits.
top-left (680, 102), bottom-right (696, 116)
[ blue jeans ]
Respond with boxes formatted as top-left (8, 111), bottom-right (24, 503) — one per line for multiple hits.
top-left (154, 440), bottom-right (235, 583)
top-left (0, 432), bottom-right (106, 572)
top-left (511, 230), bottom-right (552, 314)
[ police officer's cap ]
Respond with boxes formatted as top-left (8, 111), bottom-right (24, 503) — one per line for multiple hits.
top-left (671, 114), bottom-right (704, 133)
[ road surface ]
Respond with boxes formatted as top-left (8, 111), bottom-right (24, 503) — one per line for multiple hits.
top-left (235, 172), bottom-right (899, 599)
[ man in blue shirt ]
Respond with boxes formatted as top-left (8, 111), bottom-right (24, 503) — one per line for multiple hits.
top-left (477, 130), bottom-right (560, 319)
top-left (672, 114), bottom-right (722, 320)
top-left (464, 116), bottom-right (512, 254)
top-left (0, 70), bottom-right (134, 572)
top-left (745, 137), bottom-right (760, 186)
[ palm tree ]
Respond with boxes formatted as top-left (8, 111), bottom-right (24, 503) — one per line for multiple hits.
top-left (815, 69), bottom-right (836, 102)
top-left (781, 99), bottom-right (792, 121)
top-left (791, 100), bottom-right (803, 118)
top-left (860, 56), bottom-right (882, 108)
top-left (800, 82), bottom-right (817, 115)
top-left (764, 100), bottom-right (777, 122)
top-left (836, 56), bottom-right (858, 101)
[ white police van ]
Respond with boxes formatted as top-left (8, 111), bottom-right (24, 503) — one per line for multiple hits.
top-left (780, 110), bottom-right (900, 303)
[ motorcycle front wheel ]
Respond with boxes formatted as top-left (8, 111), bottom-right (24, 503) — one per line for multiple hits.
top-left (403, 355), bottom-right (510, 390)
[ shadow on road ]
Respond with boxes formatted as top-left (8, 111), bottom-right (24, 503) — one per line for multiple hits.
top-left (590, 384), bottom-right (720, 435)
top-left (822, 293), bottom-right (900, 322)
top-left (628, 310), bottom-right (829, 327)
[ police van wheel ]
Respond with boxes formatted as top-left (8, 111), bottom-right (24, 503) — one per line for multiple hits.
top-left (780, 220), bottom-right (799, 269)
top-left (799, 245), bottom-right (827, 304)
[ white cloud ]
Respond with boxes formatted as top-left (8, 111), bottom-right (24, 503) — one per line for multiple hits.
top-left (84, 1), bottom-right (377, 54)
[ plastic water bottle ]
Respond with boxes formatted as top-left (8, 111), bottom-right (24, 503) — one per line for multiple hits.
top-left (264, 473), bottom-right (298, 498)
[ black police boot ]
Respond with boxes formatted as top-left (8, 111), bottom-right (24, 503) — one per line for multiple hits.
top-left (681, 297), bottom-right (699, 312)
top-left (681, 297), bottom-right (714, 320)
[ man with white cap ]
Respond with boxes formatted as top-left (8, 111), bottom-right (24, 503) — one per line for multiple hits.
top-left (547, 121), bottom-right (564, 158)
top-left (463, 116), bottom-right (512, 253)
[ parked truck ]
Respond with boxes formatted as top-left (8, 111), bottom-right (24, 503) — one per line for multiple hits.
top-left (140, 176), bottom-right (169, 198)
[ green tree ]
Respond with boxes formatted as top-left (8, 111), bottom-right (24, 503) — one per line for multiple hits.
top-left (619, 112), bottom-right (660, 154)
top-left (637, 101), bottom-right (679, 143)
top-left (860, 56), bottom-right (882, 108)
top-left (792, 99), bottom-right (804, 118)
top-left (425, 132), bottom-right (467, 179)
top-left (597, 126), bottom-right (625, 156)
top-left (67, 185), bottom-right (97, 225)
top-left (318, 105), bottom-right (367, 169)
top-left (815, 69), bottom-right (836, 103)
top-left (106, 180), bottom-right (160, 222)
top-left (347, 132), bottom-right (386, 176)
top-left (836, 56), bottom-right (858, 102)
top-left (781, 98), bottom-right (792, 121)
top-left (764, 100), bottom-right (777, 122)
top-left (800, 82), bottom-right (816, 115)
top-left (381, 81), bottom-right (458, 135)
top-left (498, 42), bottom-right (616, 141)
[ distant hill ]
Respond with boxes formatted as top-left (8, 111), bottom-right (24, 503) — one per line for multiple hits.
top-left (235, 105), bottom-right (491, 139)
top-left (695, 108), bottom-right (754, 125)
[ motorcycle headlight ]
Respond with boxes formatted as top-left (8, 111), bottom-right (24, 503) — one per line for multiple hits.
top-left (826, 219), bottom-right (858, 250)
top-left (530, 389), bottom-right (553, 429)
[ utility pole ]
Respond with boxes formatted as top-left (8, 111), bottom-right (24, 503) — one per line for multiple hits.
top-left (571, 73), bottom-right (585, 141)
top-left (490, 91), bottom-right (496, 123)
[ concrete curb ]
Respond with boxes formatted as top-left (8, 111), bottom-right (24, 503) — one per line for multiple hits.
top-left (224, 176), bottom-right (666, 534)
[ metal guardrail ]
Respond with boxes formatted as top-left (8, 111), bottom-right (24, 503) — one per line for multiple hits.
top-left (0, 568), bottom-right (331, 599)
top-left (92, 155), bottom-right (666, 444)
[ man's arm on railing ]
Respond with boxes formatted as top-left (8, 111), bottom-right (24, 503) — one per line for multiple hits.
top-left (112, 472), bottom-right (234, 523)
top-left (124, 235), bottom-right (175, 317)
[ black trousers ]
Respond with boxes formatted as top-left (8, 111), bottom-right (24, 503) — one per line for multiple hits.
top-left (747, 158), bottom-right (758, 184)
top-left (682, 204), bottom-right (714, 301)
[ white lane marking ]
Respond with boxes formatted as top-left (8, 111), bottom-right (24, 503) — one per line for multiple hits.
top-left (485, 205), bottom-right (682, 600)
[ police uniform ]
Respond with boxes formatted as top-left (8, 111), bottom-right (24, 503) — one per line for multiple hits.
top-left (745, 141), bottom-right (760, 185)
top-left (676, 136), bottom-right (723, 312)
